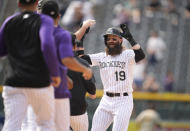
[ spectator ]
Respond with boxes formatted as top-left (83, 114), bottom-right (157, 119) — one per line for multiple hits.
top-left (164, 71), bottom-right (174, 92)
top-left (124, 0), bottom-right (141, 24)
top-left (164, 0), bottom-right (179, 26)
top-left (143, 74), bottom-right (160, 92)
top-left (56, 0), bottom-right (70, 16)
top-left (61, 1), bottom-right (94, 32)
top-left (149, 0), bottom-right (162, 11)
top-left (146, 30), bottom-right (166, 72)
top-left (133, 59), bottom-right (147, 91)
top-left (145, 0), bottom-right (162, 18)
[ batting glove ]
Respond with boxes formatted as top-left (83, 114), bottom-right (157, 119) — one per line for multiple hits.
top-left (120, 24), bottom-right (137, 46)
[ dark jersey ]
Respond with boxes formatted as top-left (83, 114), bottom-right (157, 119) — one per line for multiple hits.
top-left (0, 11), bottom-right (57, 87)
top-left (68, 57), bottom-right (96, 116)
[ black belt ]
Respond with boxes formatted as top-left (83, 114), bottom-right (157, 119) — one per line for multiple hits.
top-left (106, 92), bottom-right (128, 97)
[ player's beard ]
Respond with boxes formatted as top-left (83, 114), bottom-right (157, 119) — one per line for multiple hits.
top-left (106, 42), bottom-right (123, 56)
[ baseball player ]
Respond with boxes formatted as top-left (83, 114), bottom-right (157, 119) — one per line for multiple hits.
top-left (84, 24), bottom-right (145, 131)
top-left (42, 2), bottom-right (94, 131)
top-left (68, 27), bottom-right (96, 131)
top-left (21, 1), bottom-right (94, 131)
top-left (0, 0), bottom-right (61, 130)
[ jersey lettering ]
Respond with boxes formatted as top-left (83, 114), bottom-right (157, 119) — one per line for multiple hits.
top-left (99, 61), bottom-right (126, 69)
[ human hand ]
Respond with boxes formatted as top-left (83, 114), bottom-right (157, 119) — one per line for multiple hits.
top-left (82, 67), bottom-right (93, 80)
top-left (120, 24), bottom-right (137, 46)
top-left (51, 76), bottom-right (61, 87)
top-left (88, 94), bottom-right (96, 99)
top-left (82, 19), bottom-right (96, 30)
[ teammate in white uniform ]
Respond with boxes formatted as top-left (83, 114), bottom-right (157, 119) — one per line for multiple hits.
top-left (87, 24), bottom-right (145, 131)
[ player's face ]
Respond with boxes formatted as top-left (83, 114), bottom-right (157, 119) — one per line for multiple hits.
top-left (106, 35), bottom-right (123, 56)
top-left (106, 35), bottom-right (122, 48)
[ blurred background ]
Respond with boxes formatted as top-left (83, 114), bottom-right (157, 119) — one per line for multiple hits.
top-left (0, 0), bottom-right (190, 130)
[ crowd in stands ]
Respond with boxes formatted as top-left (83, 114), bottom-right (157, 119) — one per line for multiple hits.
top-left (110, 0), bottom-right (190, 93)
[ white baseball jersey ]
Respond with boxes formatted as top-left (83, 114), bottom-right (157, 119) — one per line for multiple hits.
top-left (89, 49), bottom-right (136, 131)
top-left (89, 49), bottom-right (135, 93)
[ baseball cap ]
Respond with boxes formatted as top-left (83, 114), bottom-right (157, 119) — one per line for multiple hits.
top-left (19, 0), bottom-right (37, 5)
top-left (41, 0), bottom-right (59, 19)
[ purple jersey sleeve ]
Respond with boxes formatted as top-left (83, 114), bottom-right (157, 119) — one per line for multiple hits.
top-left (0, 13), bottom-right (19, 57)
top-left (56, 28), bottom-right (74, 59)
top-left (39, 14), bottom-right (59, 77)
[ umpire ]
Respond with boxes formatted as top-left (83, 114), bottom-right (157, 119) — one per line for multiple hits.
top-left (68, 38), bottom-right (96, 131)
top-left (0, 0), bottom-right (60, 130)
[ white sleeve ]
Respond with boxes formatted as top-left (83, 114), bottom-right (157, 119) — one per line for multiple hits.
top-left (125, 49), bottom-right (135, 60)
top-left (88, 52), bottom-right (104, 66)
top-left (124, 49), bottom-right (135, 65)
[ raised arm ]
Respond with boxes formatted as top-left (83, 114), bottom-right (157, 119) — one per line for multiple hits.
top-left (120, 24), bottom-right (145, 63)
top-left (71, 20), bottom-right (96, 64)
top-left (74, 19), bottom-right (96, 41)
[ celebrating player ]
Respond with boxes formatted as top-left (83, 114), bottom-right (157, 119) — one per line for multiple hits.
top-left (87, 24), bottom-right (145, 131)
top-left (68, 23), bottom-right (96, 131)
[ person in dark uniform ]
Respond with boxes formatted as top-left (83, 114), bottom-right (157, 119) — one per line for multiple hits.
top-left (0, 0), bottom-right (61, 130)
top-left (68, 30), bottom-right (96, 131)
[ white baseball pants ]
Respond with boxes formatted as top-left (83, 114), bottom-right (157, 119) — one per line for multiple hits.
top-left (2, 85), bottom-right (55, 131)
top-left (21, 105), bottom-right (37, 131)
top-left (70, 112), bottom-right (88, 131)
top-left (91, 93), bottom-right (133, 131)
top-left (55, 98), bottom-right (70, 131)
top-left (21, 98), bottom-right (70, 131)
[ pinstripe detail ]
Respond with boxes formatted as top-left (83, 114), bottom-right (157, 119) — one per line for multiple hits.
top-left (91, 94), bottom-right (133, 131)
top-left (91, 106), bottom-right (113, 131)
top-left (55, 98), bottom-right (70, 131)
top-left (89, 50), bottom-right (135, 93)
top-left (89, 49), bottom-right (135, 131)
top-left (70, 112), bottom-right (88, 131)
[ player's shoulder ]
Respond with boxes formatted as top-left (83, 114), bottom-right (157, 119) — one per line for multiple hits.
top-left (97, 52), bottom-right (106, 56)
top-left (55, 26), bottom-right (70, 35)
top-left (89, 52), bottom-right (106, 57)
top-left (0, 12), bottom-right (20, 32)
top-left (39, 14), bottom-right (54, 24)
top-left (3, 12), bottom-right (20, 24)
top-left (54, 26), bottom-right (71, 40)
top-left (123, 49), bottom-right (135, 57)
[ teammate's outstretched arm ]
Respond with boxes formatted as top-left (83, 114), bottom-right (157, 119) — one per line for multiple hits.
top-left (120, 24), bottom-right (145, 63)
top-left (62, 57), bottom-right (92, 80)
top-left (74, 19), bottom-right (96, 41)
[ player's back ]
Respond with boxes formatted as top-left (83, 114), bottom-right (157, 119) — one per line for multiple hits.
top-left (3, 11), bottom-right (50, 87)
